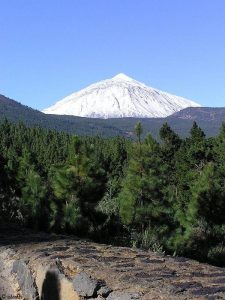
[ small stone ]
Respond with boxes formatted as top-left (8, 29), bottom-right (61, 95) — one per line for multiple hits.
top-left (72, 271), bottom-right (100, 297)
top-left (107, 291), bottom-right (141, 300)
top-left (97, 284), bottom-right (112, 297)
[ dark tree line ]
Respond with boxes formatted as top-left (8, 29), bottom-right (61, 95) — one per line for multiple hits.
top-left (1, 119), bottom-right (225, 266)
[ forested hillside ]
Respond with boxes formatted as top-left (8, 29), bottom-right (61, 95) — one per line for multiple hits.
top-left (1, 119), bottom-right (225, 266)
top-left (1, 94), bottom-right (225, 138)
top-left (0, 94), bottom-right (126, 136)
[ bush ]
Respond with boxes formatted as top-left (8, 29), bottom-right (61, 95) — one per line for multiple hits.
top-left (130, 228), bottom-right (165, 254)
top-left (207, 245), bottom-right (225, 267)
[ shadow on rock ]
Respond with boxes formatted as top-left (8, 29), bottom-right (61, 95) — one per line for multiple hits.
top-left (41, 270), bottom-right (60, 300)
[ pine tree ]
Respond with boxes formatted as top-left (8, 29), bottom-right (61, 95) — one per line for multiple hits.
top-left (213, 122), bottom-right (225, 169)
top-left (118, 132), bottom-right (170, 248)
top-left (17, 148), bottom-right (48, 229)
top-left (159, 123), bottom-right (181, 183)
top-left (50, 165), bottom-right (82, 232)
top-left (171, 162), bottom-right (225, 260)
top-left (171, 122), bottom-right (210, 230)
top-left (187, 163), bottom-right (225, 228)
top-left (187, 121), bottom-right (209, 167)
top-left (159, 123), bottom-right (181, 166)
top-left (0, 154), bottom-right (14, 221)
top-left (20, 169), bottom-right (47, 229)
top-left (135, 122), bottom-right (143, 144)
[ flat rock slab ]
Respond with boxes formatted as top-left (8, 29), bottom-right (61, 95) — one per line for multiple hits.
top-left (1, 224), bottom-right (225, 299)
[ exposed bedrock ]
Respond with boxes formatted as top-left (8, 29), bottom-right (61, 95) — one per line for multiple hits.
top-left (1, 227), bottom-right (225, 299)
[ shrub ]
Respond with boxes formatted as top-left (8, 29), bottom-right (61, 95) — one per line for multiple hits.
top-left (207, 245), bottom-right (225, 267)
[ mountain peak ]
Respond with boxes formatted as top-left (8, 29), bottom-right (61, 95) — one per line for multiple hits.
top-left (43, 75), bottom-right (201, 119)
top-left (112, 73), bottom-right (134, 82)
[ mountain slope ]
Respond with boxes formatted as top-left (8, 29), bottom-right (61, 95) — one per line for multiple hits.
top-left (43, 73), bottom-right (200, 118)
top-left (171, 106), bottom-right (225, 121)
top-left (0, 94), bottom-right (224, 138)
top-left (0, 94), bottom-right (125, 136)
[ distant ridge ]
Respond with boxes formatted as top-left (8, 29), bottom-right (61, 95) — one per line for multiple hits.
top-left (0, 94), bottom-right (225, 138)
top-left (171, 107), bottom-right (225, 121)
top-left (43, 73), bottom-right (200, 118)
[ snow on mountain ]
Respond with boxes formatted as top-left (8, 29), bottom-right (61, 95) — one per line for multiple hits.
top-left (43, 73), bottom-right (201, 118)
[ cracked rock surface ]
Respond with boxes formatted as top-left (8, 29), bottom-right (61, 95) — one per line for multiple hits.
top-left (1, 225), bottom-right (225, 299)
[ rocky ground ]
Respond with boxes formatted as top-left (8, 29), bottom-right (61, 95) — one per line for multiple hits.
top-left (1, 225), bottom-right (225, 300)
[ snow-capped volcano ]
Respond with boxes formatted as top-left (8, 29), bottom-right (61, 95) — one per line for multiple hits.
top-left (43, 73), bottom-right (201, 118)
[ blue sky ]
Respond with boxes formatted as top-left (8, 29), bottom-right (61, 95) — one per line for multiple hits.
top-left (0, 0), bottom-right (225, 110)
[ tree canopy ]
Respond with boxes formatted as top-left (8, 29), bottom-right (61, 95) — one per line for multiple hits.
top-left (1, 120), bottom-right (225, 266)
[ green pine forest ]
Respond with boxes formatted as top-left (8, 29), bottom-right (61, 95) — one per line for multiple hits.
top-left (1, 119), bottom-right (225, 267)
